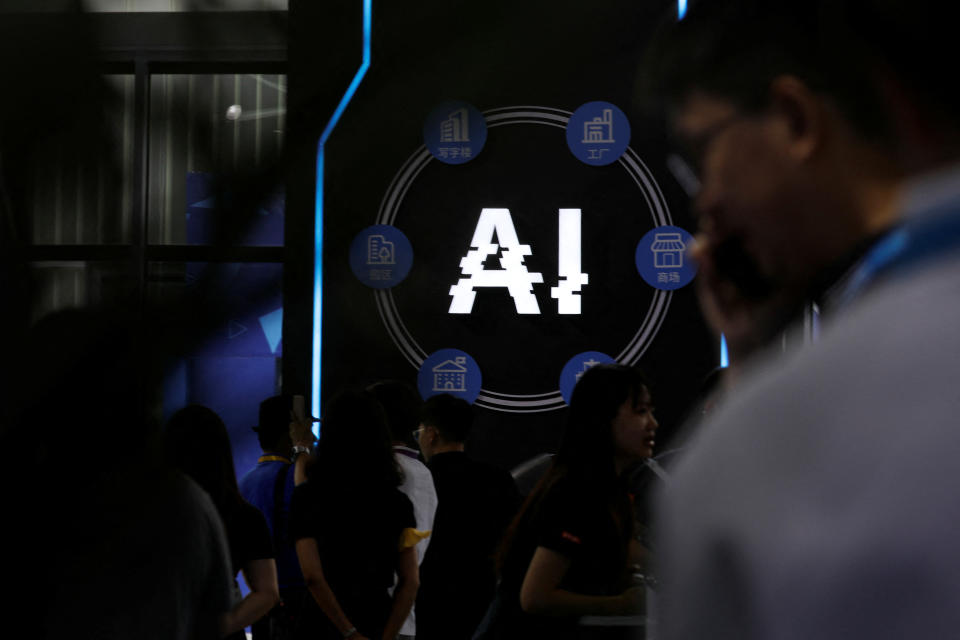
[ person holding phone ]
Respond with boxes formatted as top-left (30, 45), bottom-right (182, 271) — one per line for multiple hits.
top-left (642, 1), bottom-right (960, 638)
top-left (240, 394), bottom-right (317, 639)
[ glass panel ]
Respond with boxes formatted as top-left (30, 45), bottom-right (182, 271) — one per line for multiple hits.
top-left (29, 75), bottom-right (134, 245)
top-left (148, 74), bottom-right (286, 245)
top-left (29, 261), bottom-right (135, 322)
top-left (148, 261), bottom-right (283, 480)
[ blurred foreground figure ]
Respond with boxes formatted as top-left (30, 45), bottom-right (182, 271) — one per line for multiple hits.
top-left (644, 1), bottom-right (960, 638)
top-left (166, 404), bottom-right (280, 639)
top-left (7, 309), bottom-right (233, 640)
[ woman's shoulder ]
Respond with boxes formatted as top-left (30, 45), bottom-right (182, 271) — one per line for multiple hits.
top-left (539, 474), bottom-right (596, 509)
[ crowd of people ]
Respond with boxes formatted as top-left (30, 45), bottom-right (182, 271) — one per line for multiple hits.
top-left (8, 297), bottom-right (660, 640)
top-left (158, 363), bottom-right (657, 640)
top-left (6, 0), bottom-right (960, 638)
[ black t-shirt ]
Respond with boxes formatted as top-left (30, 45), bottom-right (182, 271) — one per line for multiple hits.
top-left (221, 498), bottom-right (276, 640)
top-left (417, 451), bottom-right (521, 640)
top-left (495, 475), bottom-right (633, 639)
top-left (223, 498), bottom-right (275, 577)
top-left (289, 481), bottom-right (415, 638)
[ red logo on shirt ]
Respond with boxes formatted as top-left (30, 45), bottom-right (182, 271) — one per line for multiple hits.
top-left (561, 531), bottom-right (582, 545)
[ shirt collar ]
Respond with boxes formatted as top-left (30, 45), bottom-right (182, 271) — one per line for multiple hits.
top-left (393, 445), bottom-right (420, 460)
top-left (898, 160), bottom-right (960, 222)
top-left (258, 454), bottom-right (291, 464)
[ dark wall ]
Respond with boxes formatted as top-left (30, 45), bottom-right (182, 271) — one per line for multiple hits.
top-left (288, 0), bottom-right (716, 470)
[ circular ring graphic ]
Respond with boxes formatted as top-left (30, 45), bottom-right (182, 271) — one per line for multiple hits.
top-left (374, 106), bottom-right (674, 413)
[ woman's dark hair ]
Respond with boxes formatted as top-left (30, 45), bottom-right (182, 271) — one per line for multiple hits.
top-left (497, 364), bottom-right (650, 573)
top-left (308, 389), bottom-right (402, 494)
top-left (164, 404), bottom-right (243, 517)
top-left (366, 380), bottom-right (422, 445)
top-left (556, 364), bottom-right (651, 484)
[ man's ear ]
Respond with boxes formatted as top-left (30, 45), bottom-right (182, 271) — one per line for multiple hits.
top-left (768, 74), bottom-right (824, 161)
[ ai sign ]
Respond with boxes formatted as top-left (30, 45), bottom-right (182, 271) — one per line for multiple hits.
top-left (448, 208), bottom-right (587, 315)
top-left (363, 105), bottom-right (682, 413)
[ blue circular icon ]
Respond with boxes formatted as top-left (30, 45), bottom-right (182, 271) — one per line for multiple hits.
top-left (417, 349), bottom-right (483, 404)
top-left (636, 225), bottom-right (698, 290)
top-left (423, 101), bottom-right (487, 165)
top-left (559, 351), bottom-right (616, 405)
top-left (566, 101), bottom-right (631, 166)
top-left (349, 225), bottom-right (414, 289)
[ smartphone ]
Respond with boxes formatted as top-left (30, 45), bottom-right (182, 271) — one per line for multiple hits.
top-left (712, 237), bottom-right (774, 300)
top-left (292, 394), bottom-right (306, 424)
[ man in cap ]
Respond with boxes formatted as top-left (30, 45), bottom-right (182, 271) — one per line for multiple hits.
top-left (240, 394), bottom-right (314, 639)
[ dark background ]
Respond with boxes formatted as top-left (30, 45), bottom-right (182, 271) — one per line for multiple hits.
top-left (289, 0), bottom-right (717, 470)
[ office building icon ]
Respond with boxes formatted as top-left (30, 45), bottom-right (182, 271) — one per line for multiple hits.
top-left (440, 108), bottom-right (470, 143)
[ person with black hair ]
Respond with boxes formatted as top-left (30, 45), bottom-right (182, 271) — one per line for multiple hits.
top-left (642, 0), bottom-right (904, 375)
top-left (643, 1), bottom-right (960, 638)
top-left (240, 395), bottom-right (312, 639)
top-left (414, 394), bottom-right (520, 640)
top-left (485, 365), bottom-right (657, 639)
top-left (289, 389), bottom-right (424, 640)
top-left (366, 381), bottom-right (438, 640)
top-left (165, 404), bottom-right (281, 639)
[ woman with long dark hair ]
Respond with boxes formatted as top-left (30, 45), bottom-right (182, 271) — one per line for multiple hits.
top-left (164, 404), bottom-right (280, 639)
top-left (289, 389), bottom-right (423, 640)
top-left (488, 364), bottom-right (657, 638)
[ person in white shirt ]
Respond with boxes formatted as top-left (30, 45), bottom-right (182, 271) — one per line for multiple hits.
top-left (368, 381), bottom-right (438, 640)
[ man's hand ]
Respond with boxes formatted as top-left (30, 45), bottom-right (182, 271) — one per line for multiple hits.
top-left (691, 233), bottom-right (801, 365)
top-left (289, 410), bottom-right (315, 449)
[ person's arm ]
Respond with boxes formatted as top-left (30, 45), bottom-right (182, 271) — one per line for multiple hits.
top-left (220, 558), bottom-right (281, 637)
top-left (289, 414), bottom-right (315, 486)
top-left (296, 537), bottom-right (370, 640)
top-left (519, 546), bottom-right (643, 617)
top-left (380, 545), bottom-right (419, 640)
top-left (293, 452), bottom-right (310, 486)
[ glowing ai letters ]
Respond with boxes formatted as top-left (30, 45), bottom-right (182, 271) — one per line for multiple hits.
top-left (448, 208), bottom-right (588, 315)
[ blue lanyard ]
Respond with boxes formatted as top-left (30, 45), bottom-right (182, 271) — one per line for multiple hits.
top-left (834, 206), bottom-right (960, 308)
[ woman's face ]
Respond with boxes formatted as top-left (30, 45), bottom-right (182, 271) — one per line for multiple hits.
top-left (611, 387), bottom-right (658, 462)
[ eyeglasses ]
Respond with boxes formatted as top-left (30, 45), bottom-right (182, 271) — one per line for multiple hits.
top-left (412, 427), bottom-right (426, 441)
top-left (668, 114), bottom-right (746, 198)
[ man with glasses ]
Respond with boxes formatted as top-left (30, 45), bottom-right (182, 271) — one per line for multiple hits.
top-left (415, 394), bottom-right (521, 640)
top-left (367, 381), bottom-right (438, 640)
top-left (643, 0), bottom-right (960, 638)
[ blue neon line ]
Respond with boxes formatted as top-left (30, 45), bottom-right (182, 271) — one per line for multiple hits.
top-left (678, 0), bottom-right (687, 19)
top-left (720, 334), bottom-right (729, 368)
top-left (313, 0), bottom-right (373, 433)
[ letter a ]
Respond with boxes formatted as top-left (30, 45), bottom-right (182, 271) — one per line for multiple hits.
top-left (448, 208), bottom-right (544, 314)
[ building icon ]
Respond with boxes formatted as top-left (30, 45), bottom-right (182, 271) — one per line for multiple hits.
top-left (432, 356), bottom-right (468, 392)
top-left (581, 109), bottom-right (615, 143)
top-left (440, 108), bottom-right (470, 143)
top-left (367, 234), bottom-right (396, 265)
top-left (651, 232), bottom-right (686, 268)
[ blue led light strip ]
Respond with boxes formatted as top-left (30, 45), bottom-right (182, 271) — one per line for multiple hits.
top-left (720, 334), bottom-right (729, 368)
top-left (678, 0), bottom-right (687, 19)
top-left (312, 0), bottom-right (373, 432)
